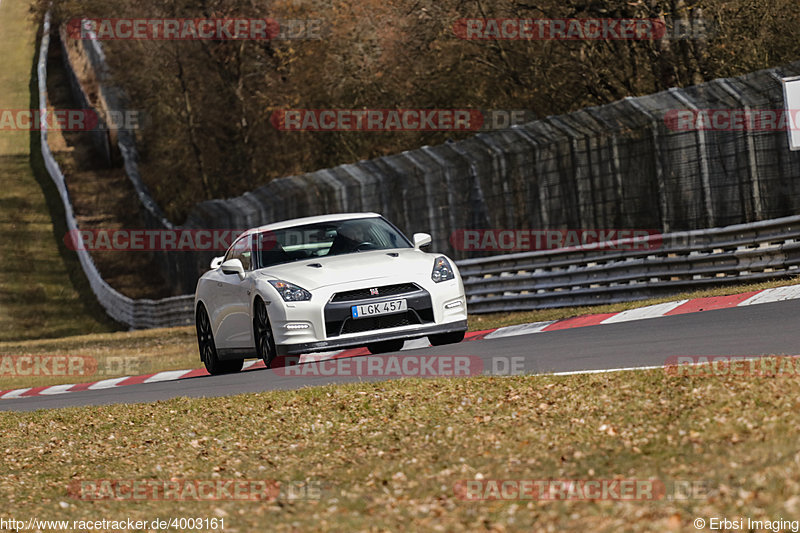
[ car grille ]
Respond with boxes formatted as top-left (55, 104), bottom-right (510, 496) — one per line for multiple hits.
top-left (324, 294), bottom-right (435, 337)
top-left (328, 308), bottom-right (435, 336)
top-left (340, 311), bottom-right (417, 334)
top-left (330, 283), bottom-right (421, 303)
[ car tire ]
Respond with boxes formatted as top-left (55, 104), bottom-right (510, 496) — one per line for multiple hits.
top-left (254, 298), bottom-right (277, 368)
top-left (428, 331), bottom-right (465, 346)
top-left (366, 339), bottom-right (405, 354)
top-left (196, 305), bottom-right (244, 375)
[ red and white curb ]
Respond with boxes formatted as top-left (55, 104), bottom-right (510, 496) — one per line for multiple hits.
top-left (4, 284), bottom-right (800, 400)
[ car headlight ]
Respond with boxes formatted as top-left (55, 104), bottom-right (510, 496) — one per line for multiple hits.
top-left (431, 256), bottom-right (455, 283)
top-left (269, 280), bottom-right (312, 301)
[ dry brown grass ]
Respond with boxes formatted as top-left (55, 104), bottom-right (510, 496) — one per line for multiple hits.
top-left (2, 362), bottom-right (800, 531)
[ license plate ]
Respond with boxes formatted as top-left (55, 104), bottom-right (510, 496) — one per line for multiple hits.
top-left (351, 299), bottom-right (407, 319)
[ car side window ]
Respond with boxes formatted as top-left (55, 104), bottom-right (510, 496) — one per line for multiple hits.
top-left (224, 235), bottom-right (253, 271)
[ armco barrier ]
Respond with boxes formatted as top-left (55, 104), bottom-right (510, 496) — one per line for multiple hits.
top-left (63, 20), bottom-right (173, 232)
top-left (58, 22), bottom-right (205, 296)
top-left (459, 215), bottom-right (800, 313)
top-left (38, 13), bottom-right (194, 328)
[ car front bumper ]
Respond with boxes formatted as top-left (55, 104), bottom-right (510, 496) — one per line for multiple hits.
top-left (275, 319), bottom-right (468, 356)
top-left (266, 274), bottom-right (468, 356)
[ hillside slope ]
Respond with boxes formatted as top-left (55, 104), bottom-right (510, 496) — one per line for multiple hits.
top-left (0, 0), bottom-right (118, 341)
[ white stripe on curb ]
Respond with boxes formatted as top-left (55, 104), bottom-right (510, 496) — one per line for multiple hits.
top-left (545, 364), bottom-right (665, 377)
top-left (400, 338), bottom-right (433, 350)
top-left (545, 354), bottom-right (800, 378)
top-left (1, 388), bottom-right (32, 399)
top-left (144, 370), bottom-right (192, 384)
top-left (600, 300), bottom-right (688, 324)
top-left (39, 384), bottom-right (76, 395)
top-left (88, 377), bottom-right (130, 390)
top-left (485, 321), bottom-right (556, 339)
top-left (299, 351), bottom-right (343, 363)
top-left (738, 285), bottom-right (800, 306)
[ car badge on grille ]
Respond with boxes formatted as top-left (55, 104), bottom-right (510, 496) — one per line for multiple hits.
top-left (370, 288), bottom-right (379, 295)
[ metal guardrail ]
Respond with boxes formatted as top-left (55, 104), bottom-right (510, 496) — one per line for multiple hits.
top-left (459, 216), bottom-right (800, 313)
top-left (38, 13), bottom-right (194, 329)
top-left (60, 22), bottom-right (207, 295)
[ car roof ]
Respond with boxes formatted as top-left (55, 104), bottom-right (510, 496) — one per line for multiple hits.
top-left (242, 212), bottom-right (382, 237)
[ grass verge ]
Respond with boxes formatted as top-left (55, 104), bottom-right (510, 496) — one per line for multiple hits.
top-left (0, 0), bottom-right (120, 343)
top-left (47, 31), bottom-right (173, 300)
top-left (2, 363), bottom-right (799, 531)
top-left (0, 327), bottom-right (197, 391)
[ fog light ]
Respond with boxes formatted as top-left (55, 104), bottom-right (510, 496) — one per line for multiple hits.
top-left (285, 323), bottom-right (310, 330)
top-left (444, 300), bottom-right (463, 309)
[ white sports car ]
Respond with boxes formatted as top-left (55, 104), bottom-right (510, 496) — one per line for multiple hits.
top-left (194, 213), bottom-right (468, 374)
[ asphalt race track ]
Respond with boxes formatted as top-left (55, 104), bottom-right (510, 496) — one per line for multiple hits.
top-left (2, 299), bottom-right (798, 412)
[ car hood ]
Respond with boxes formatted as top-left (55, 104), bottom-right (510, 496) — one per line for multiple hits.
top-left (254, 249), bottom-right (436, 290)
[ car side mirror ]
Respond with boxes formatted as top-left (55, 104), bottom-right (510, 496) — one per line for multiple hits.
top-left (221, 258), bottom-right (245, 280)
top-left (210, 256), bottom-right (224, 269)
top-left (413, 233), bottom-right (432, 249)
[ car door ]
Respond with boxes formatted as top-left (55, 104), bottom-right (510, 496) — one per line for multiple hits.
top-left (214, 235), bottom-right (255, 350)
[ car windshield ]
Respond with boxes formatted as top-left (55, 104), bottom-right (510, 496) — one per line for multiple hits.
top-left (254, 217), bottom-right (413, 268)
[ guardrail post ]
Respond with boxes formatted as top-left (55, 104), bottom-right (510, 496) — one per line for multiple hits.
top-left (625, 97), bottom-right (670, 233)
top-left (715, 78), bottom-right (764, 221)
top-left (669, 88), bottom-right (715, 227)
top-left (512, 128), bottom-right (549, 228)
top-left (544, 117), bottom-right (588, 228)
